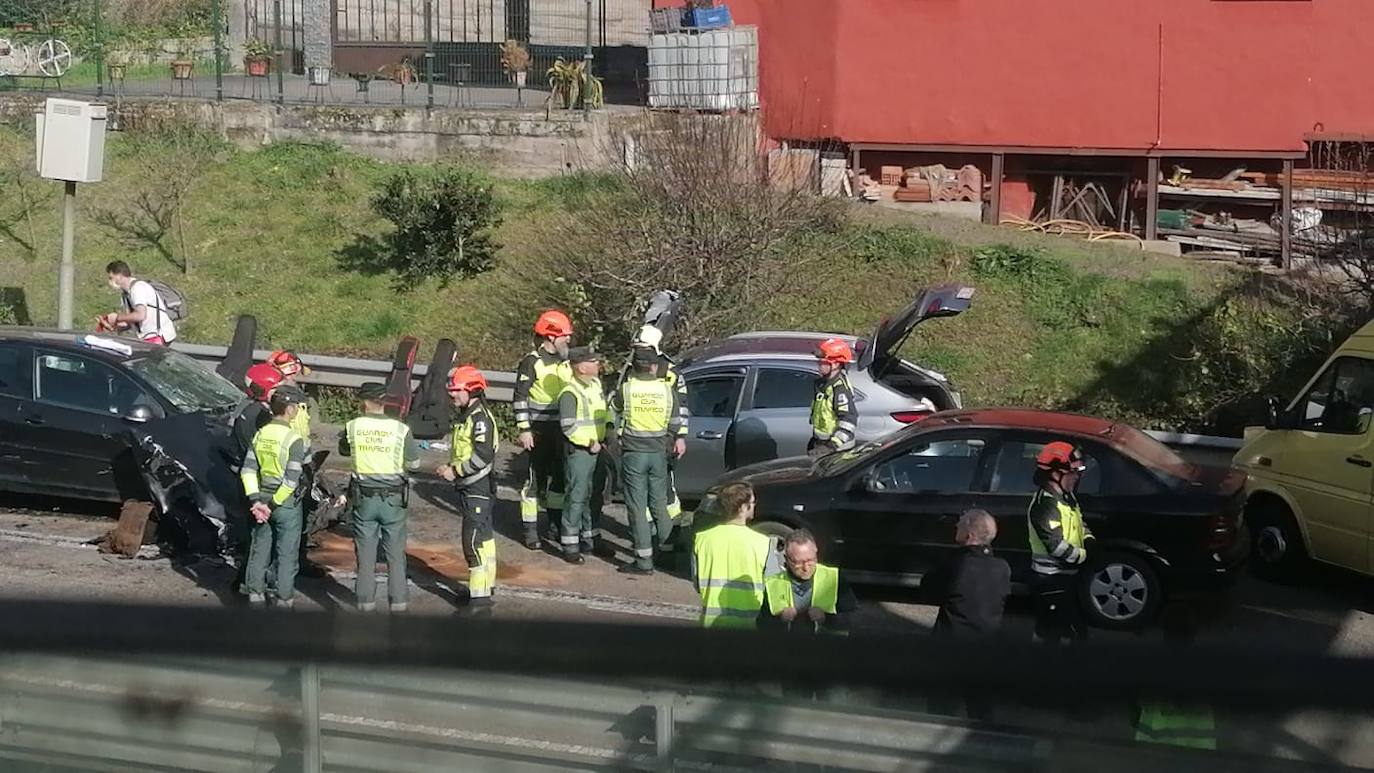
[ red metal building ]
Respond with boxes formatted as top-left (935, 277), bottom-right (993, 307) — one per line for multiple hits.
top-left (654, 0), bottom-right (1374, 264)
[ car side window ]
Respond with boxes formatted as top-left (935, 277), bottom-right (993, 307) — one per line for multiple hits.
top-left (686, 375), bottom-right (744, 419)
top-left (1298, 357), bottom-right (1374, 435)
top-left (0, 344), bottom-right (25, 398)
top-left (988, 439), bottom-right (1101, 496)
top-left (870, 438), bottom-right (986, 494)
top-left (35, 352), bottom-right (150, 416)
top-left (751, 367), bottom-right (816, 410)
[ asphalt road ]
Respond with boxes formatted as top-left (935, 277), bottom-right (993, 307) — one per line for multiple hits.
top-left (4, 442), bottom-right (1374, 767)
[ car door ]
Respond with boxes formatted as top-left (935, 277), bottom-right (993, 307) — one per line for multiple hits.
top-left (20, 349), bottom-right (156, 500)
top-left (1270, 356), bottom-right (1374, 573)
top-left (830, 432), bottom-right (989, 580)
top-left (971, 434), bottom-right (1106, 580)
top-left (677, 368), bottom-right (746, 498)
top-left (733, 364), bottom-right (819, 468)
top-left (0, 342), bottom-right (33, 487)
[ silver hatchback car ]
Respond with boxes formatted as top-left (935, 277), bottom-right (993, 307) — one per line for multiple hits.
top-left (672, 284), bottom-right (974, 499)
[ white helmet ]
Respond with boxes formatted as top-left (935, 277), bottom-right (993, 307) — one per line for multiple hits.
top-left (634, 325), bottom-right (663, 352)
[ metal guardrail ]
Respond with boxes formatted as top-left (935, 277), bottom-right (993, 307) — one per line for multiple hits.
top-left (171, 341), bottom-right (517, 403)
top-left (172, 342), bottom-right (1246, 452)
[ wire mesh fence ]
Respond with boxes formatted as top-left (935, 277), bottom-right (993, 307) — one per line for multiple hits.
top-left (0, 0), bottom-right (649, 108)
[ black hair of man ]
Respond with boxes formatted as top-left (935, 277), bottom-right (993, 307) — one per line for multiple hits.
top-left (269, 390), bottom-right (297, 417)
top-left (105, 260), bottom-right (132, 277)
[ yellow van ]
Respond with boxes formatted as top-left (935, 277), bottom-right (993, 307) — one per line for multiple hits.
top-left (1234, 321), bottom-right (1374, 578)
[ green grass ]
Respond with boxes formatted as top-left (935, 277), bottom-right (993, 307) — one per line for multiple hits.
top-left (0, 127), bottom-right (1336, 433)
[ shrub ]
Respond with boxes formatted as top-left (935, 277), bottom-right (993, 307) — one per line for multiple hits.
top-left (370, 167), bottom-right (502, 289)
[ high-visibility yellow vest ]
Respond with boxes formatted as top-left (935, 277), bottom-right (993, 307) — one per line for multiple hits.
top-left (242, 421), bottom-right (302, 506)
top-left (694, 523), bottom-right (771, 629)
top-left (620, 377), bottom-right (672, 438)
top-left (527, 353), bottom-right (572, 423)
top-left (345, 414), bottom-right (410, 489)
top-left (561, 378), bottom-right (609, 447)
top-left (289, 403), bottom-right (312, 449)
top-left (1134, 701), bottom-right (1217, 750)
top-left (764, 564), bottom-right (839, 616)
top-left (810, 373), bottom-right (851, 439)
top-left (1029, 492), bottom-right (1087, 569)
top-left (451, 403), bottom-right (501, 485)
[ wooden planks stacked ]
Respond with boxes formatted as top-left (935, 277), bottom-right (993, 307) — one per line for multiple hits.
top-left (1241, 169), bottom-right (1374, 190)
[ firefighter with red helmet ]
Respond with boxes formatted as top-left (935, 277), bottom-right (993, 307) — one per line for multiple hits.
top-left (437, 366), bottom-right (500, 610)
top-left (513, 311), bottom-right (575, 549)
top-left (232, 363), bottom-right (285, 470)
top-left (809, 338), bottom-right (859, 457)
top-left (266, 349), bottom-right (329, 579)
top-left (1028, 441), bottom-right (1095, 644)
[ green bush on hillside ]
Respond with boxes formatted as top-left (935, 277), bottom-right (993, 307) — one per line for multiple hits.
top-left (365, 166), bottom-right (503, 289)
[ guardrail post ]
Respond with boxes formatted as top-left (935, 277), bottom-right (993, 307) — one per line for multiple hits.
top-left (653, 692), bottom-right (675, 771)
top-left (301, 665), bottom-right (323, 773)
top-left (424, 0), bottom-right (435, 109)
top-left (274, 0), bottom-right (286, 105)
top-left (212, 0), bottom-right (225, 101)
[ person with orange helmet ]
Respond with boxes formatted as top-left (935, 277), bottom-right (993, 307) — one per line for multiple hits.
top-left (1028, 441), bottom-right (1095, 644)
top-left (338, 382), bottom-right (421, 612)
top-left (512, 310), bottom-right (575, 549)
top-left (231, 363), bottom-right (285, 471)
top-left (809, 337), bottom-right (859, 457)
top-left (267, 349), bottom-right (328, 580)
top-left (437, 365), bottom-right (501, 610)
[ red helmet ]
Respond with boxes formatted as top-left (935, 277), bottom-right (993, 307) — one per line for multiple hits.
top-left (1036, 442), bottom-right (1087, 473)
top-left (533, 310), bottom-right (573, 338)
top-left (448, 365), bottom-right (488, 393)
top-left (244, 363), bottom-right (284, 401)
top-left (816, 337), bottom-right (854, 364)
top-left (268, 349), bottom-right (310, 377)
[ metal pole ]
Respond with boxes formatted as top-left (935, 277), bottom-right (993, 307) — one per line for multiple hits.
top-left (93, 0), bottom-right (104, 98)
top-left (425, 0), bottom-right (434, 109)
top-left (1281, 158), bottom-right (1294, 271)
top-left (212, 0), bottom-right (225, 101)
top-left (274, 0), bottom-right (285, 104)
top-left (301, 665), bottom-right (322, 773)
top-left (582, 0), bottom-right (592, 116)
top-left (57, 182), bottom-right (77, 331)
top-left (1145, 156), bottom-right (1160, 242)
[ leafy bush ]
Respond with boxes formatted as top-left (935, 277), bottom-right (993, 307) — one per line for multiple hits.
top-left (370, 167), bottom-right (502, 289)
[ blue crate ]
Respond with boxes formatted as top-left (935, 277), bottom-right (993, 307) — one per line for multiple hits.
top-left (685, 6), bottom-right (732, 29)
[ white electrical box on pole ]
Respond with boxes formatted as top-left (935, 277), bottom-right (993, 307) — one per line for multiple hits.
top-left (35, 98), bottom-right (107, 331)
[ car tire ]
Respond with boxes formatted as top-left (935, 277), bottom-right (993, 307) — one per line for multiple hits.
top-left (752, 520), bottom-right (794, 551)
top-left (1248, 499), bottom-right (1307, 583)
top-left (1078, 551), bottom-right (1162, 631)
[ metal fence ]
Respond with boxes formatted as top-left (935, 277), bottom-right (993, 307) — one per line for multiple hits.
top-left (2, 599), bottom-right (1374, 771)
top-left (0, 0), bottom-right (650, 108)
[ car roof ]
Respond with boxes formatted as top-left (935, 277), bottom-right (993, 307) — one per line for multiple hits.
top-left (917, 408), bottom-right (1124, 440)
top-left (0, 326), bottom-right (161, 367)
top-left (680, 332), bottom-right (864, 366)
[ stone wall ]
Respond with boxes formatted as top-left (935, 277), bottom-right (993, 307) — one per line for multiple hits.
top-left (0, 95), bottom-right (634, 177)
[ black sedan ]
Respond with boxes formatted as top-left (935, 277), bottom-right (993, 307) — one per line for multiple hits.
top-left (0, 328), bottom-right (247, 551)
top-left (698, 409), bottom-right (1249, 629)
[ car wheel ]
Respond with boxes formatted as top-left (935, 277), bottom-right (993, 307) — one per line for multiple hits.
top-left (1248, 499), bottom-right (1307, 583)
top-left (752, 520), bottom-right (794, 551)
top-left (1078, 552), bottom-right (1161, 631)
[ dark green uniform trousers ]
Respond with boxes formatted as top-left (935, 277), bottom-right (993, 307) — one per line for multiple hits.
top-left (561, 448), bottom-right (604, 556)
top-left (244, 498), bottom-right (303, 604)
top-left (352, 491), bottom-right (408, 607)
top-left (622, 449), bottom-right (671, 570)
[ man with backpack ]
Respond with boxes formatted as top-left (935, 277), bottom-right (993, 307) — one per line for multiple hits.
top-left (100, 261), bottom-right (183, 345)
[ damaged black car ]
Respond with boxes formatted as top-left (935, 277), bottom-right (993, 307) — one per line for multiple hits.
top-left (0, 328), bottom-right (250, 554)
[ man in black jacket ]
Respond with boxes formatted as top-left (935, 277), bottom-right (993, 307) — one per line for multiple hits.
top-left (933, 509), bottom-right (1011, 638)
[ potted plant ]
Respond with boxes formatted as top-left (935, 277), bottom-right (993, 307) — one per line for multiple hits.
top-left (307, 65), bottom-right (331, 86)
top-left (546, 57), bottom-right (604, 110)
top-left (499, 39), bottom-right (530, 88)
top-left (243, 38), bottom-right (272, 77)
top-left (170, 44), bottom-right (195, 80)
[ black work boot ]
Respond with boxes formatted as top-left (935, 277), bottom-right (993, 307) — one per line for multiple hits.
top-left (523, 524), bottom-right (540, 550)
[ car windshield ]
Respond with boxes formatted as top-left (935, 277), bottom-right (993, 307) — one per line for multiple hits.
top-left (126, 350), bottom-right (243, 413)
top-left (1111, 425), bottom-right (1194, 479)
top-left (815, 432), bottom-right (910, 475)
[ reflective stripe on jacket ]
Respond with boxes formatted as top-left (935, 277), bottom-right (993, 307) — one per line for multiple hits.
top-left (241, 421), bottom-right (305, 506)
top-left (1028, 488), bottom-right (1091, 575)
top-left (452, 401), bottom-right (501, 487)
top-left (810, 372), bottom-right (857, 450)
top-left (514, 350), bottom-right (572, 428)
top-left (560, 377), bottom-right (609, 447)
top-left (694, 523), bottom-right (772, 629)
